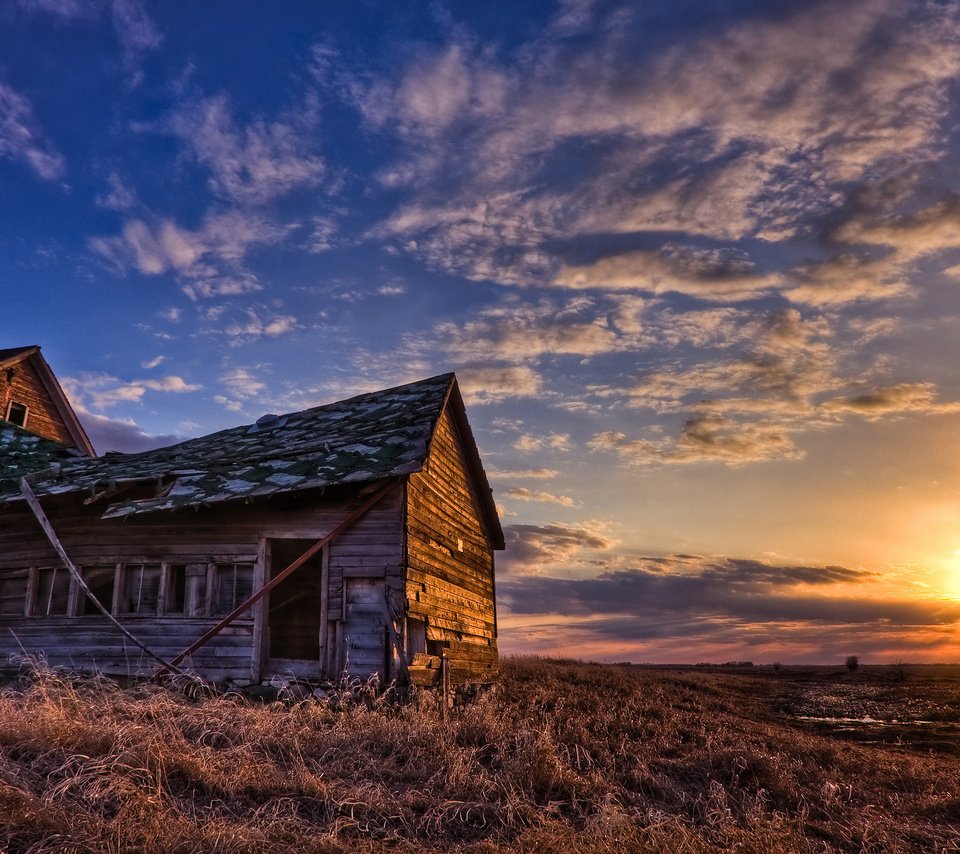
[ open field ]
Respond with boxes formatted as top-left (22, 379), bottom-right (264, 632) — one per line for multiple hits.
top-left (2, 657), bottom-right (960, 852)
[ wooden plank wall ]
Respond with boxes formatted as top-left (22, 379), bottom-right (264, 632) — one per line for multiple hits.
top-left (405, 406), bottom-right (499, 685)
top-left (0, 482), bottom-right (405, 683)
top-left (0, 356), bottom-right (74, 446)
top-left (0, 617), bottom-right (254, 682)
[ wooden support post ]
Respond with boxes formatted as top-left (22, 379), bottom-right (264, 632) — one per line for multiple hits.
top-left (383, 596), bottom-right (410, 684)
top-left (155, 480), bottom-right (396, 677)
top-left (440, 651), bottom-right (450, 720)
top-left (318, 546), bottom-right (329, 675)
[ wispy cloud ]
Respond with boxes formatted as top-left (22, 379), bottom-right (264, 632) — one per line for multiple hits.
top-left (356, 0), bottom-right (960, 293)
top-left (95, 171), bottom-right (138, 210)
top-left (62, 372), bottom-right (201, 412)
top-left (20, 0), bottom-right (161, 84)
top-left (503, 487), bottom-right (578, 507)
top-left (89, 210), bottom-right (293, 299)
top-left (0, 83), bottom-right (65, 180)
top-left (457, 365), bottom-right (541, 404)
top-left (166, 93), bottom-right (325, 205)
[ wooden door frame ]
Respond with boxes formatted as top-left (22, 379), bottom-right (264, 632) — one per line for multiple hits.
top-left (253, 534), bottom-right (330, 681)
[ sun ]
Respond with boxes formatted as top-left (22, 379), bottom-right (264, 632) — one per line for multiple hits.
top-left (945, 550), bottom-right (960, 600)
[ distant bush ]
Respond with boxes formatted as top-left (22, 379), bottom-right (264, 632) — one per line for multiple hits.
top-left (846, 655), bottom-right (860, 671)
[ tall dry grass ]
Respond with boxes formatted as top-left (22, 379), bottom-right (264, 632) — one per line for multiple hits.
top-left (0, 656), bottom-right (957, 852)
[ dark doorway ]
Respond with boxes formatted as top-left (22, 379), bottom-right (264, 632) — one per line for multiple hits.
top-left (268, 540), bottom-right (323, 661)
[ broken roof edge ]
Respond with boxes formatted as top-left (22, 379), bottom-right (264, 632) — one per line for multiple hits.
top-left (0, 345), bottom-right (40, 369)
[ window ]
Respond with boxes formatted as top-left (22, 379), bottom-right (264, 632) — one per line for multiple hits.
top-left (214, 563), bottom-right (253, 614)
top-left (5, 401), bottom-right (28, 427)
top-left (34, 567), bottom-right (70, 616)
top-left (164, 564), bottom-right (187, 615)
top-left (0, 571), bottom-right (29, 616)
top-left (77, 566), bottom-right (117, 615)
top-left (119, 564), bottom-right (162, 615)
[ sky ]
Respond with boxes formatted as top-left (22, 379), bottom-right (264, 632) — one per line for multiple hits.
top-left (3, 0), bottom-right (960, 664)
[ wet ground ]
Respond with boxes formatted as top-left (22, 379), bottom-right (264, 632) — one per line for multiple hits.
top-left (768, 668), bottom-right (960, 754)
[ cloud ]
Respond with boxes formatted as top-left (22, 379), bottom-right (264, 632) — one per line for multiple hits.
top-left (514, 432), bottom-right (572, 453)
top-left (785, 254), bottom-right (910, 306)
top-left (357, 0), bottom-right (960, 290)
top-left (590, 416), bottom-right (803, 467)
top-left (554, 246), bottom-right (782, 301)
top-left (0, 83), bottom-right (65, 180)
top-left (836, 196), bottom-right (960, 261)
top-left (218, 367), bottom-right (266, 400)
top-left (17, 0), bottom-right (93, 16)
top-left (823, 383), bottom-right (960, 418)
top-left (20, 0), bottom-right (162, 83)
top-left (501, 521), bottom-right (619, 576)
top-left (89, 210), bottom-right (292, 299)
top-left (166, 93), bottom-right (325, 205)
top-left (62, 372), bottom-right (201, 411)
top-left (434, 297), bottom-right (624, 363)
top-left (108, 0), bottom-right (161, 78)
top-left (457, 365), bottom-right (541, 403)
top-left (596, 308), bottom-right (834, 413)
top-left (77, 410), bottom-right (181, 455)
top-left (221, 308), bottom-right (299, 342)
top-left (141, 355), bottom-right (165, 370)
top-left (495, 561), bottom-right (960, 642)
top-left (487, 468), bottom-right (559, 480)
top-left (95, 171), bottom-right (138, 210)
top-left (502, 488), bottom-right (577, 507)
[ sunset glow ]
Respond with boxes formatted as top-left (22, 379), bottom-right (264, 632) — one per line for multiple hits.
top-left (3, 0), bottom-right (960, 663)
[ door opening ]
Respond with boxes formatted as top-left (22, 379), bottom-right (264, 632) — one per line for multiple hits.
top-left (267, 539), bottom-right (324, 662)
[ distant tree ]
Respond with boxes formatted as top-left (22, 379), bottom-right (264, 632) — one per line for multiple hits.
top-left (845, 655), bottom-right (859, 672)
top-left (772, 661), bottom-right (782, 673)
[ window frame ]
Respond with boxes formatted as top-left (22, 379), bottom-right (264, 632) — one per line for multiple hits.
top-left (4, 400), bottom-right (28, 427)
top-left (31, 566), bottom-right (72, 617)
top-left (118, 563), bottom-right (163, 616)
top-left (212, 562), bottom-right (255, 616)
top-left (0, 569), bottom-right (31, 617)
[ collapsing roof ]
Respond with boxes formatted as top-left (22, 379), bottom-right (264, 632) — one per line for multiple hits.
top-left (0, 372), bottom-right (503, 547)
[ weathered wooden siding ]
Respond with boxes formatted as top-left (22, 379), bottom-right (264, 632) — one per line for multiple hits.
top-left (0, 617), bottom-right (254, 682)
top-left (0, 482), bottom-right (405, 683)
top-left (0, 357), bottom-right (73, 446)
top-left (405, 406), bottom-right (498, 684)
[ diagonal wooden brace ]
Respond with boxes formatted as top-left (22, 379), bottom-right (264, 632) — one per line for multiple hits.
top-left (156, 479), bottom-right (397, 677)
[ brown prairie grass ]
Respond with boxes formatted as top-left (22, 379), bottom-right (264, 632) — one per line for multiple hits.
top-left (0, 657), bottom-right (958, 852)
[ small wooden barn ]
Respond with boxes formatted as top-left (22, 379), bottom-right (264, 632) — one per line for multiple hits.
top-left (0, 370), bottom-right (503, 689)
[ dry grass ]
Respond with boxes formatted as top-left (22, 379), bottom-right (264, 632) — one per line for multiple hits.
top-left (1, 657), bottom-right (958, 852)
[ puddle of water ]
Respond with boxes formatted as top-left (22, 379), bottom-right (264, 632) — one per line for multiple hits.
top-left (795, 715), bottom-right (937, 726)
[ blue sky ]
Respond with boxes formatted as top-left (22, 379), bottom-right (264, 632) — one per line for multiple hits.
top-left (4, 0), bottom-right (960, 662)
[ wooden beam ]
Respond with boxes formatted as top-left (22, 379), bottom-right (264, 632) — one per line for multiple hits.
top-left (383, 594), bottom-right (410, 684)
top-left (157, 480), bottom-right (397, 676)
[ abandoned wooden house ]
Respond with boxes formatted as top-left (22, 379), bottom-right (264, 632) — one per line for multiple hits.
top-left (0, 366), bottom-right (503, 689)
top-left (0, 345), bottom-right (94, 455)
